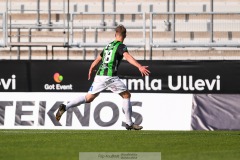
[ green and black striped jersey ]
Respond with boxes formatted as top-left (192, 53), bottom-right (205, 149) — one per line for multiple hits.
top-left (96, 40), bottom-right (128, 76)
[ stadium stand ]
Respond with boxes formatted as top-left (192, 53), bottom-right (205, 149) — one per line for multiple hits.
top-left (0, 0), bottom-right (240, 60)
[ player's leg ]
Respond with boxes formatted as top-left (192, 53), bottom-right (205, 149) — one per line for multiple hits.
top-left (56, 75), bottom-right (105, 121)
top-left (119, 91), bottom-right (143, 130)
top-left (66, 93), bottom-right (99, 109)
top-left (55, 93), bottom-right (99, 121)
top-left (119, 90), bottom-right (133, 125)
top-left (107, 77), bottom-right (142, 130)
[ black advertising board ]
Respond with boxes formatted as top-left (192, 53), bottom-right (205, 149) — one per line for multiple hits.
top-left (0, 61), bottom-right (29, 92)
top-left (0, 60), bottom-right (240, 93)
top-left (118, 60), bottom-right (227, 93)
top-left (29, 61), bottom-right (92, 92)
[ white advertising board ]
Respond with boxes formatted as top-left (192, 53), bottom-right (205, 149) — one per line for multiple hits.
top-left (0, 93), bottom-right (192, 130)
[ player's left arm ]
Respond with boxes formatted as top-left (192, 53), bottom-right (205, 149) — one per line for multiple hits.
top-left (88, 55), bottom-right (102, 80)
top-left (123, 52), bottom-right (150, 76)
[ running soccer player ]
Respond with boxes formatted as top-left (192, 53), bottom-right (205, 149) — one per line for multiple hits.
top-left (56, 24), bottom-right (150, 130)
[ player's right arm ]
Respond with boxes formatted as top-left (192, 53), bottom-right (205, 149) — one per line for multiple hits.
top-left (88, 55), bottom-right (102, 80)
top-left (123, 52), bottom-right (150, 76)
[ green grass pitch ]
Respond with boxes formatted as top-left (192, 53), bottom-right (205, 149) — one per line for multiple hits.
top-left (0, 130), bottom-right (240, 160)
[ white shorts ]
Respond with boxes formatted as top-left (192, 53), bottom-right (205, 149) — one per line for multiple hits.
top-left (88, 75), bottom-right (127, 94)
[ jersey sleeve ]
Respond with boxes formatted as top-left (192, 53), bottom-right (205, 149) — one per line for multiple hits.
top-left (117, 44), bottom-right (128, 56)
top-left (100, 50), bottom-right (104, 57)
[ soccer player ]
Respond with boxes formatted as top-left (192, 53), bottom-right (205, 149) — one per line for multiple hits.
top-left (56, 25), bottom-right (150, 130)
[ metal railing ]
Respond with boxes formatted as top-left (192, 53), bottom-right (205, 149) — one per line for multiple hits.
top-left (68, 12), bottom-right (146, 59)
top-left (0, 12), bottom-right (7, 47)
top-left (2, 0), bottom-right (147, 60)
top-left (149, 11), bottom-right (240, 59)
top-left (2, 0), bottom-right (240, 60)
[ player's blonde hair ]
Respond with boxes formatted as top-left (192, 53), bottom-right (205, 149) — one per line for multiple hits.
top-left (115, 25), bottom-right (126, 38)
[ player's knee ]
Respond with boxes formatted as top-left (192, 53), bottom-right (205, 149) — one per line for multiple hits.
top-left (85, 94), bottom-right (98, 103)
top-left (126, 92), bottom-right (131, 98)
top-left (120, 91), bottom-right (131, 99)
top-left (85, 97), bottom-right (93, 103)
